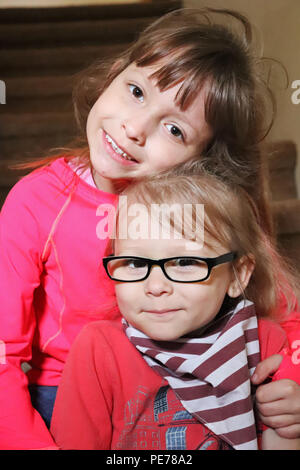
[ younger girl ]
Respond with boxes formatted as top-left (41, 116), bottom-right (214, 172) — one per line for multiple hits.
top-left (50, 172), bottom-right (300, 450)
top-left (0, 8), bottom-right (299, 448)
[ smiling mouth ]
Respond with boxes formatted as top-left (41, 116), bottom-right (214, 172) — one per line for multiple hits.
top-left (105, 133), bottom-right (137, 163)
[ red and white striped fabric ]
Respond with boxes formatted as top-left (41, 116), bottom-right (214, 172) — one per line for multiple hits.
top-left (124, 299), bottom-right (261, 450)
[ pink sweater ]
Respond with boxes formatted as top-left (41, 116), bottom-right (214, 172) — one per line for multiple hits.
top-left (0, 157), bottom-right (118, 449)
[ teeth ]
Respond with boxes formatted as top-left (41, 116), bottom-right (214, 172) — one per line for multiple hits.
top-left (105, 134), bottom-right (133, 161)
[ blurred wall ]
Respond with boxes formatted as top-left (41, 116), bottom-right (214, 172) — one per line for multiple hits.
top-left (185, 0), bottom-right (300, 197)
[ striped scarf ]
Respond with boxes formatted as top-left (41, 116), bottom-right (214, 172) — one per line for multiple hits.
top-left (123, 299), bottom-right (260, 450)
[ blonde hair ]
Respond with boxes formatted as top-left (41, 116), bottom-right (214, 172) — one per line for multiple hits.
top-left (112, 169), bottom-right (298, 319)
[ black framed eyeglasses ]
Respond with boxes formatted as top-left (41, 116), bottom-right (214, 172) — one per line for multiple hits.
top-left (102, 252), bottom-right (236, 283)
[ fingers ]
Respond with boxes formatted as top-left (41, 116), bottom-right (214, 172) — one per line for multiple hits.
top-left (251, 354), bottom-right (283, 385)
top-left (258, 409), bottom-right (296, 428)
top-left (274, 424), bottom-right (300, 440)
top-left (256, 379), bottom-right (298, 404)
top-left (262, 427), bottom-right (300, 449)
top-left (254, 358), bottom-right (300, 440)
top-left (256, 379), bottom-right (300, 438)
top-left (257, 400), bottom-right (295, 419)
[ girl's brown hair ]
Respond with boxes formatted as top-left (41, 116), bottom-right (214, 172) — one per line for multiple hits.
top-left (72, 8), bottom-right (275, 232)
top-left (113, 169), bottom-right (298, 320)
top-left (18, 8), bottom-right (275, 235)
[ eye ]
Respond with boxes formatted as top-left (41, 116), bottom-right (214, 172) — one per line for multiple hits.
top-left (175, 258), bottom-right (199, 268)
top-left (129, 84), bottom-right (144, 102)
top-left (124, 258), bottom-right (147, 269)
top-left (165, 124), bottom-right (184, 141)
top-left (169, 258), bottom-right (206, 271)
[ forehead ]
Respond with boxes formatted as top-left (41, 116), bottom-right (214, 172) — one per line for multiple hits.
top-left (120, 62), bottom-right (183, 98)
top-left (134, 44), bottom-right (213, 110)
top-left (117, 198), bottom-right (201, 238)
top-left (114, 200), bottom-right (227, 256)
top-left (114, 234), bottom-right (204, 258)
top-left (122, 61), bottom-right (210, 112)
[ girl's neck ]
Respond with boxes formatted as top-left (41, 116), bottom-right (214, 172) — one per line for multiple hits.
top-left (92, 168), bottom-right (130, 195)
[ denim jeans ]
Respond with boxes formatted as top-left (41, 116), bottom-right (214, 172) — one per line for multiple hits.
top-left (29, 385), bottom-right (58, 429)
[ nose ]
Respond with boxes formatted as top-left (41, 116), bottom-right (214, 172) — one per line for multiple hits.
top-left (122, 112), bottom-right (151, 146)
top-left (144, 265), bottom-right (173, 297)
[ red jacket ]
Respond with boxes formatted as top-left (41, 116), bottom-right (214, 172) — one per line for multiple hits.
top-left (51, 317), bottom-right (288, 450)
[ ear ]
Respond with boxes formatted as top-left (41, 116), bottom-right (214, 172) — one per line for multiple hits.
top-left (227, 255), bottom-right (255, 298)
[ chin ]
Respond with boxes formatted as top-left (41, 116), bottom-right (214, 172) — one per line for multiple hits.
top-left (146, 329), bottom-right (183, 342)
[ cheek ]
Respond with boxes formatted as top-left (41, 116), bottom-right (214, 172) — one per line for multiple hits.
top-left (87, 92), bottom-right (108, 128)
top-left (201, 284), bottom-right (229, 316)
top-left (86, 104), bottom-right (98, 138)
top-left (148, 143), bottom-right (189, 172)
top-left (115, 284), bottom-right (137, 312)
top-left (186, 284), bottom-right (226, 317)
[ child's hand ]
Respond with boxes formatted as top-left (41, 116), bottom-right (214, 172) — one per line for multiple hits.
top-left (252, 354), bottom-right (300, 438)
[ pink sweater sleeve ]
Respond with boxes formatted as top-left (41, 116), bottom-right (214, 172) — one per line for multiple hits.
top-left (0, 180), bottom-right (57, 449)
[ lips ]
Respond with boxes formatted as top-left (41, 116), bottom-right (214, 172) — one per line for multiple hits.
top-left (103, 131), bottom-right (138, 165)
top-left (143, 309), bottom-right (181, 315)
